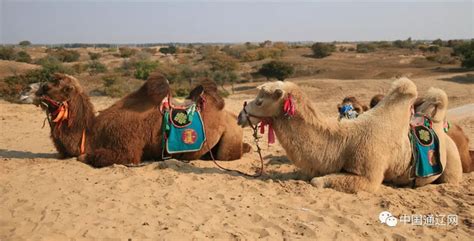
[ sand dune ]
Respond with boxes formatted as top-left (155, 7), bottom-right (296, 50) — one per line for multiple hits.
top-left (1, 75), bottom-right (473, 240)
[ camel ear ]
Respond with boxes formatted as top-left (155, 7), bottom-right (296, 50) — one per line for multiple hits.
top-left (188, 85), bottom-right (204, 101)
top-left (63, 85), bottom-right (75, 93)
top-left (362, 105), bottom-right (369, 111)
top-left (273, 89), bottom-right (284, 99)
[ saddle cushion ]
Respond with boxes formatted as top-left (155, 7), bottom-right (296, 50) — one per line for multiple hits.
top-left (409, 115), bottom-right (443, 177)
top-left (163, 105), bottom-right (206, 154)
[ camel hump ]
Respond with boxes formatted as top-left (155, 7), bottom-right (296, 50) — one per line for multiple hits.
top-left (145, 71), bottom-right (170, 104)
top-left (389, 77), bottom-right (417, 98)
top-left (416, 87), bottom-right (449, 122)
top-left (423, 87), bottom-right (448, 111)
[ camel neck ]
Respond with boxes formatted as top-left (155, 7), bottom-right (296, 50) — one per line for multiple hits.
top-left (270, 99), bottom-right (345, 175)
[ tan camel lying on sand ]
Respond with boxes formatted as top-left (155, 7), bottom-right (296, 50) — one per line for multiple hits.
top-left (238, 78), bottom-right (462, 193)
top-left (342, 94), bottom-right (473, 173)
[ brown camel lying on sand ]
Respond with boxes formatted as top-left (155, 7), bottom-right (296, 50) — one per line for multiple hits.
top-left (238, 78), bottom-right (462, 193)
top-left (358, 94), bottom-right (472, 173)
top-left (34, 73), bottom-right (249, 167)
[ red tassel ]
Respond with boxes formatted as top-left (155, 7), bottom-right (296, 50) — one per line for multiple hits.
top-left (260, 121), bottom-right (265, 134)
top-left (283, 94), bottom-right (295, 117)
top-left (259, 120), bottom-right (275, 145)
top-left (267, 123), bottom-right (275, 144)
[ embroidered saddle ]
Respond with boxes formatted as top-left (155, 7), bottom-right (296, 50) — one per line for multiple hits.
top-left (409, 114), bottom-right (443, 178)
top-left (160, 95), bottom-right (206, 157)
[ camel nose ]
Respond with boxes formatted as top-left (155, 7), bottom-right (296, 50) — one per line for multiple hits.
top-left (237, 111), bottom-right (248, 127)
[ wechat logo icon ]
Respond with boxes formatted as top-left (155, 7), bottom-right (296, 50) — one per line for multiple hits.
top-left (379, 211), bottom-right (398, 227)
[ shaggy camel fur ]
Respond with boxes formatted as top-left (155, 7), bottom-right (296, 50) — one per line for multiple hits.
top-left (369, 94), bottom-right (473, 173)
top-left (35, 74), bottom-right (95, 158)
top-left (238, 78), bottom-right (462, 193)
top-left (36, 73), bottom-right (249, 167)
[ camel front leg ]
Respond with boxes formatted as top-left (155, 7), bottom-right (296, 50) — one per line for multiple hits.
top-left (310, 173), bottom-right (383, 193)
top-left (437, 136), bottom-right (462, 184)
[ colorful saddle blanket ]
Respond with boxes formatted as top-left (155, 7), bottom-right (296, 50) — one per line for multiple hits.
top-left (162, 103), bottom-right (206, 154)
top-left (409, 114), bottom-right (443, 177)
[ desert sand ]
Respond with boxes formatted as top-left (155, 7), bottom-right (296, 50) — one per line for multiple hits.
top-left (1, 73), bottom-right (473, 240)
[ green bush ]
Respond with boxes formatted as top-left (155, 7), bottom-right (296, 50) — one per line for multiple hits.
top-left (35, 56), bottom-right (74, 74)
top-left (432, 39), bottom-right (444, 46)
top-left (159, 45), bottom-right (177, 55)
top-left (119, 47), bottom-right (137, 58)
top-left (356, 43), bottom-right (376, 53)
top-left (18, 40), bottom-right (31, 47)
top-left (134, 60), bottom-right (159, 80)
top-left (258, 61), bottom-right (294, 81)
top-left (428, 45), bottom-right (440, 53)
top-left (311, 43), bottom-right (336, 58)
top-left (393, 38), bottom-right (414, 49)
top-left (453, 41), bottom-right (474, 68)
top-left (88, 52), bottom-right (102, 60)
top-left (48, 48), bottom-right (80, 62)
top-left (0, 47), bottom-right (16, 60)
top-left (87, 60), bottom-right (108, 75)
top-left (15, 51), bottom-right (32, 63)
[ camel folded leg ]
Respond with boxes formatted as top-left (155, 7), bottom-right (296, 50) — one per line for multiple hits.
top-left (437, 136), bottom-right (463, 184)
top-left (310, 173), bottom-right (383, 193)
top-left (215, 127), bottom-right (245, 161)
top-left (79, 142), bottom-right (145, 168)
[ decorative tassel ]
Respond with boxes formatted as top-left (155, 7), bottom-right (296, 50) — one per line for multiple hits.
top-left (260, 120), bottom-right (275, 145)
top-left (283, 94), bottom-right (295, 117)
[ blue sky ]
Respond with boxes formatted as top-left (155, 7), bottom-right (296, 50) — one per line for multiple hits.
top-left (1, 0), bottom-right (472, 44)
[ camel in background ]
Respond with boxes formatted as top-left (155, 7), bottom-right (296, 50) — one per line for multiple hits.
top-left (368, 94), bottom-right (473, 173)
top-left (238, 78), bottom-right (462, 193)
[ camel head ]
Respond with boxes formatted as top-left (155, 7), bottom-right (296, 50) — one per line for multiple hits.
top-left (238, 81), bottom-right (295, 127)
top-left (337, 96), bottom-right (368, 119)
top-left (18, 82), bottom-right (41, 105)
top-left (35, 73), bottom-right (83, 103)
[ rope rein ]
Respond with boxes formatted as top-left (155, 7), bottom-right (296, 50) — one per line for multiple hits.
top-left (206, 101), bottom-right (265, 178)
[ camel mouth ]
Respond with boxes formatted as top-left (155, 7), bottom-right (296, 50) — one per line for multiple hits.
top-left (237, 110), bottom-right (249, 127)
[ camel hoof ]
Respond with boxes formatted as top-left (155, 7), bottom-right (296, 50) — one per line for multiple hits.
top-left (310, 177), bottom-right (326, 188)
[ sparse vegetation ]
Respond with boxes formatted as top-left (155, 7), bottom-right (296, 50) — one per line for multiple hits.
top-left (88, 52), bottom-right (102, 60)
top-left (86, 60), bottom-right (108, 75)
top-left (47, 48), bottom-right (81, 62)
top-left (15, 51), bottom-right (32, 63)
top-left (258, 61), bottom-right (294, 81)
top-left (118, 47), bottom-right (137, 58)
top-left (356, 43), bottom-right (376, 53)
top-left (0, 47), bottom-right (16, 60)
top-left (311, 43), bottom-right (336, 58)
top-left (134, 60), bottom-right (159, 80)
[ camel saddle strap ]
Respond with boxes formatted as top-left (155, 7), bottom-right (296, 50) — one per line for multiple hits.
top-left (409, 114), bottom-right (443, 178)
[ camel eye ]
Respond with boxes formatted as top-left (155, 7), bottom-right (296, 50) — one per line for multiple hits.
top-left (256, 98), bottom-right (263, 106)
